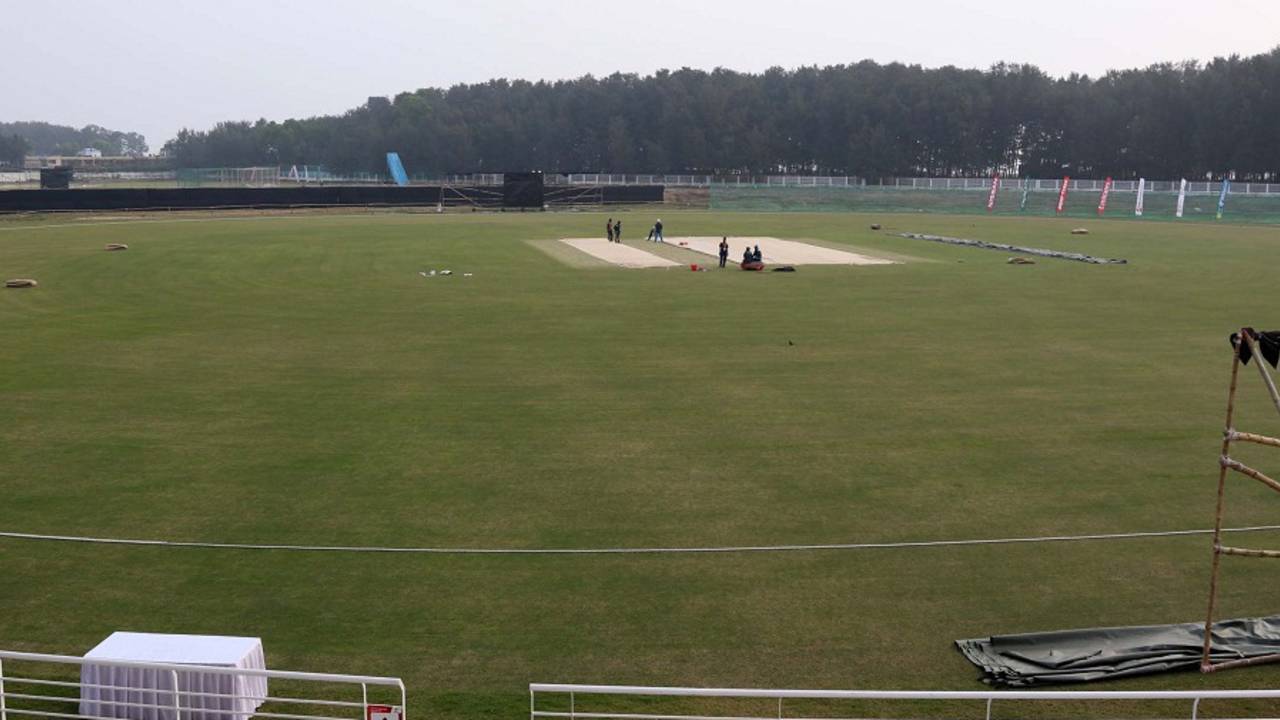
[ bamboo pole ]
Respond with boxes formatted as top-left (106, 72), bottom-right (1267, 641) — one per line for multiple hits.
top-left (1227, 430), bottom-right (1280, 449)
top-left (1202, 332), bottom-right (1244, 671)
top-left (1203, 652), bottom-right (1280, 673)
top-left (1221, 458), bottom-right (1280, 495)
top-left (1217, 545), bottom-right (1280, 558)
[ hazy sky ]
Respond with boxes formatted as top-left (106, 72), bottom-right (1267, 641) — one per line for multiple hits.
top-left (4, 0), bottom-right (1278, 152)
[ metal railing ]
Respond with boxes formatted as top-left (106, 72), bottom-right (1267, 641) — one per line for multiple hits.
top-left (0, 651), bottom-right (405, 720)
top-left (550, 175), bottom-right (864, 188)
top-left (885, 177), bottom-right (1280, 195)
top-left (10, 168), bottom-right (1275, 195)
top-left (529, 683), bottom-right (1280, 720)
top-left (433, 174), bottom-right (1280, 194)
top-left (433, 174), bottom-right (865, 188)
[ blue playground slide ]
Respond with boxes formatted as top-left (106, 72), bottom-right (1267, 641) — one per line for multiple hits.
top-left (386, 152), bottom-right (409, 187)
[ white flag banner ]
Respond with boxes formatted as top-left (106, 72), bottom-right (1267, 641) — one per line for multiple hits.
top-left (1135, 178), bottom-right (1146, 217)
top-left (1176, 179), bottom-right (1188, 218)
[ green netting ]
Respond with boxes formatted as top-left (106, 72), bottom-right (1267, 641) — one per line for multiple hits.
top-left (709, 185), bottom-right (1280, 224)
top-left (175, 167), bottom-right (282, 188)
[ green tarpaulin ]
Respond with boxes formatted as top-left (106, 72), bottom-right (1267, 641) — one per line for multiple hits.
top-left (957, 616), bottom-right (1280, 686)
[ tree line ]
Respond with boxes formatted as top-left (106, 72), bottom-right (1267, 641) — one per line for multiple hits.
top-left (163, 47), bottom-right (1280, 180)
top-left (0, 122), bottom-right (149, 158)
top-left (0, 134), bottom-right (28, 167)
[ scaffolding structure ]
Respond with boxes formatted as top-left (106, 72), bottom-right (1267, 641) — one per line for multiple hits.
top-left (1202, 328), bottom-right (1280, 672)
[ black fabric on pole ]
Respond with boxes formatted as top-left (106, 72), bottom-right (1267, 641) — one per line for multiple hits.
top-left (956, 615), bottom-right (1280, 686)
top-left (1234, 329), bottom-right (1280, 368)
top-left (502, 172), bottom-right (544, 208)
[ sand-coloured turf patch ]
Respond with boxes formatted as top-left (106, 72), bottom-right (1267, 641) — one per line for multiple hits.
top-left (558, 238), bottom-right (680, 268)
top-left (670, 236), bottom-right (897, 266)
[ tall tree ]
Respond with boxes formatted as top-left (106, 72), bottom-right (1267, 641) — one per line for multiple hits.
top-left (160, 47), bottom-right (1280, 181)
top-left (0, 122), bottom-right (148, 156)
top-left (0, 133), bottom-right (30, 166)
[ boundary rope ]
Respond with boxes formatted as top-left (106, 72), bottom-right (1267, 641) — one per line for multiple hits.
top-left (1, 525), bottom-right (1278, 555)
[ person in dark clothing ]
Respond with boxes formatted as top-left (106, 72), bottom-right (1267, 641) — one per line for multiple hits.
top-left (742, 246), bottom-right (753, 264)
top-left (752, 245), bottom-right (763, 262)
top-left (613, 220), bottom-right (622, 243)
top-left (718, 237), bottom-right (729, 268)
top-left (654, 219), bottom-right (664, 243)
top-left (606, 219), bottom-right (614, 243)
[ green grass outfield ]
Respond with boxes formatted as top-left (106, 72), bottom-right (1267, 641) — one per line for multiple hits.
top-left (2, 210), bottom-right (1280, 719)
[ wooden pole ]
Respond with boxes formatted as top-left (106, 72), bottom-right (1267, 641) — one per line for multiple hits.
top-left (1217, 545), bottom-right (1280, 559)
top-left (1222, 458), bottom-right (1280, 495)
top-left (1202, 332), bottom-right (1245, 672)
top-left (1198, 652), bottom-right (1280, 672)
top-left (1227, 430), bottom-right (1280, 449)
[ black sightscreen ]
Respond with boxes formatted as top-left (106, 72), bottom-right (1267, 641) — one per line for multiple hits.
top-left (40, 167), bottom-right (72, 190)
top-left (0, 183), bottom-right (663, 213)
top-left (503, 172), bottom-right (544, 208)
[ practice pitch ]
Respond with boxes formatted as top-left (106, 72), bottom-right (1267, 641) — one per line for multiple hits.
top-left (670, 236), bottom-right (897, 265)
top-left (558, 238), bottom-right (680, 268)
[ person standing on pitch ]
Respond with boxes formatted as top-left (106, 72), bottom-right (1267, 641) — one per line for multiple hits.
top-left (718, 237), bottom-right (729, 268)
top-left (606, 218), bottom-right (614, 243)
top-left (654, 218), bottom-right (664, 243)
top-left (613, 219), bottom-right (622, 243)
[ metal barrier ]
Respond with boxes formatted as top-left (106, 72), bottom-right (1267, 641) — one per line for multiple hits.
top-left (529, 683), bottom-right (1280, 720)
top-left (436, 174), bottom-right (866, 189)
top-left (0, 651), bottom-right (405, 720)
top-left (887, 177), bottom-right (1280, 195)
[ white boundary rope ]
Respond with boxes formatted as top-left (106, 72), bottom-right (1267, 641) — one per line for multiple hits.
top-left (1, 525), bottom-right (1277, 555)
top-left (0, 214), bottom-right (1272, 554)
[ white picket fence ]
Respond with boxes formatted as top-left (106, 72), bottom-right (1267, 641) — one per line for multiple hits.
top-left (6, 169), bottom-right (1275, 194)
top-left (437, 174), bottom-right (865, 188)
top-left (432, 174), bottom-right (1277, 194)
top-left (887, 177), bottom-right (1280, 195)
top-left (529, 683), bottom-right (1280, 720)
top-left (0, 650), bottom-right (405, 720)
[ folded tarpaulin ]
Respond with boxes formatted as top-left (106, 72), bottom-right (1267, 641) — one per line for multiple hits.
top-left (957, 615), bottom-right (1280, 686)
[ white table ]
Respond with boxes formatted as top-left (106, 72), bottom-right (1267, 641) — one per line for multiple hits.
top-left (79, 633), bottom-right (268, 720)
